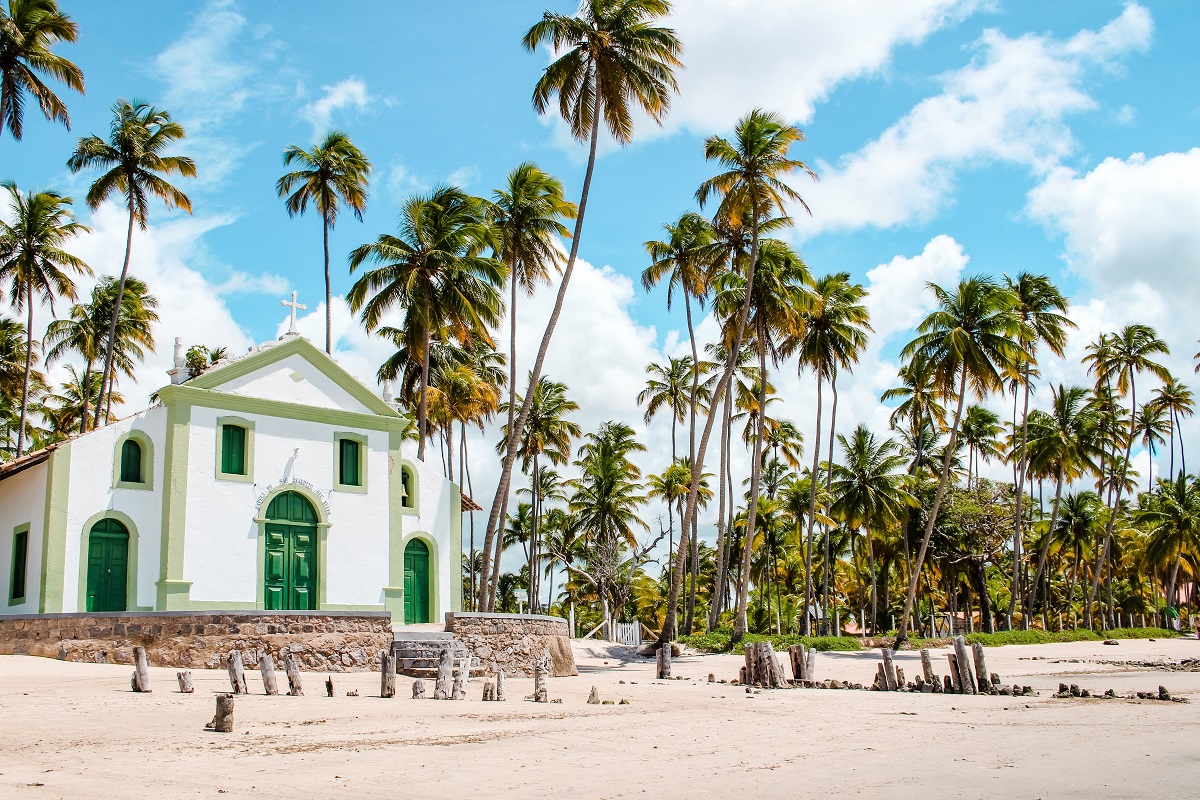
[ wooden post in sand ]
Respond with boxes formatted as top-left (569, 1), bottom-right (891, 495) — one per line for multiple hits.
top-left (971, 643), bottom-right (991, 694)
top-left (946, 653), bottom-right (961, 693)
top-left (533, 651), bottom-right (551, 702)
top-left (283, 653), bottom-right (303, 696)
top-left (789, 644), bottom-right (806, 681)
top-left (920, 649), bottom-right (937, 686)
top-left (952, 636), bottom-right (977, 695)
top-left (131, 646), bottom-right (152, 693)
top-left (451, 665), bottom-right (466, 700)
top-left (881, 649), bottom-right (897, 691)
top-left (227, 651), bottom-right (248, 694)
top-left (496, 670), bottom-right (507, 701)
top-left (412, 679), bottom-right (427, 699)
top-left (177, 671), bottom-right (194, 693)
top-left (434, 647), bottom-right (453, 699)
top-left (805, 648), bottom-right (816, 683)
top-left (259, 653), bottom-right (279, 696)
top-left (587, 686), bottom-right (601, 704)
top-left (208, 693), bottom-right (234, 732)
top-left (656, 642), bottom-right (672, 679)
top-left (380, 649), bottom-right (397, 698)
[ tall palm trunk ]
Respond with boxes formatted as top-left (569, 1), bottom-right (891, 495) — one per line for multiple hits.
top-left (79, 362), bottom-right (91, 434)
top-left (529, 456), bottom-right (540, 612)
top-left (323, 212), bottom-right (332, 354)
top-left (821, 371), bottom-right (839, 633)
top-left (802, 374), bottom-right (824, 636)
top-left (732, 318), bottom-right (770, 639)
top-left (1086, 381), bottom-right (1137, 628)
top-left (418, 324), bottom-right (431, 461)
top-left (16, 285), bottom-right (34, 455)
top-left (866, 527), bottom-right (877, 633)
top-left (895, 368), bottom-right (969, 646)
top-left (708, 388), bottom-right (732, 630)
top-left (94, 194), bottom-right (136, 427)
top-left (684, 294), bottom-right (700, 631)
top-left (478, 75), bottom-right (600, 611)
top-left (1009, 362), bottom-right (1032, 622)
top-left (1026, 465), bottom-right (1064, 614)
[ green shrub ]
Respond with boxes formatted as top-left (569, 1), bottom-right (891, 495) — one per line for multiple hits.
top-left (678, 630), bottom-right (862, 654)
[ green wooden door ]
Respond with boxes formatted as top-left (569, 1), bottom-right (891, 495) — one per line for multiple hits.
top-left (85, 519), bottom-right (129, 612)
top-left (403, 538), bottom-right (430, 624)
top-left (263, 492), bottom-right (318, 610)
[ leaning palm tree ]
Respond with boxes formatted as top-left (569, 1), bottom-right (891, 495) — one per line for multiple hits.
top-left (0, 182), bottom-right (89, 454)
top-left (348, 185), bottom-right (504, 461)
top-left (661, 109), bottom-right (818, 646)
top-left (893, 277), bottom-right (1024, 646)
top-left (1002, 272), bottom-right (1072, 624)
top-left (67, 99), bottom-right (194, 425)
top-left (0, 0), bottom-right (83, 141)
top-left (276, 131), bottom-right (371, 353)
top-left (1082, 323), bottom-right (1170, 627)
top-left (478, 0), bottom-right (682, 611)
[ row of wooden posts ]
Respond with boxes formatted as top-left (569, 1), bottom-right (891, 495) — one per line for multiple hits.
top-left (875, 635), bottom-right (1016, 695)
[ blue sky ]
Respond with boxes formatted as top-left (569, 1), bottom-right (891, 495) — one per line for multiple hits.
top-left (5, 1), bottom-right (1200, 534)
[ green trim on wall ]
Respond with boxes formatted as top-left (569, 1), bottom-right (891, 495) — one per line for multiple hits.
top-left (9, 523), bottom-right (30, 606)
top-left (159, 383), bottom-right (409, 433)
top-left (450, 484), bottom-right (463, 613)
top-left (40, 442), bottom-right (70, 613)
top-left (403, 531), bottom-right (440, 623)
top-left (112, 430), bottom-right (155, 491)
top-left (214, 415), bottom-right (256, 482)
top-left (76, 509), bottom-right (141, 612)
top-left (399, 460), bottom-right (420, 515)
top-left (157, 402), bottom-right (191, 609)
top-left (253, 483), bottom-right (332, 610)
top-left (186, 334), bottom-right (402, 418)
top-left (385, 430), bottom-right (404, 622)
top-left (332, 431), bottom-right (368, 494)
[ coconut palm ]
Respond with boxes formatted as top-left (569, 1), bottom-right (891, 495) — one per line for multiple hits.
top-left (783, 271), bottom-right (871, 633)
top-left (67, 100), bottom-right (194, 424)
top-left (893, 277), bottom-right (1024, 645)
top-left (1081, 323), bottom-right (1170, 627)
top-left (0, 0), bottom-right (82, 141)
top-left (1150, 377), bottom-right (1195, 480)
top-left (0, 183), bottom-right (89, 454)
top-left (85, 275), bottom-right (157, 421)
top-left (637, 356), bottom-right (693, 462)
top-left (1138, 476), bottom-right (1200, 618)
top-left (959, 404), bottom-right (1002, 488)
top-left (42, 290), bottom-right (104, 431)
top-left (276, 130), bottom-right (371, 354)
top-left (348, 185), bottom-right (504, 461)
top-left (0, 316), bottom-right (43, 452)
top-left (1134, 403), bottom-right (1170, 492)
top-left (477, 0), bottom-right (683, 611)
top-left (1002, 272), bottom-right (1073, 623)
top-left (40, 363), bottom-right (112, 436)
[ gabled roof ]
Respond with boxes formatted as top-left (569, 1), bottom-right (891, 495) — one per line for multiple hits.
top-left (0, 442), bottom-right (60, 482)
top-left (185, 334), bottom-right (401, 418)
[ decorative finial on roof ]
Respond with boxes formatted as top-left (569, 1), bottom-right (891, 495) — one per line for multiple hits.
top-left (281, 291), bottom-right (307, 335)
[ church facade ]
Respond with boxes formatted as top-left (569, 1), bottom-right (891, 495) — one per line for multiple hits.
top-left (0, 333), bottom-right (462, 625)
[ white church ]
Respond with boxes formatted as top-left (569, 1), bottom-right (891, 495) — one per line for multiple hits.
top-left (0, 327), bottom-right (465, 625)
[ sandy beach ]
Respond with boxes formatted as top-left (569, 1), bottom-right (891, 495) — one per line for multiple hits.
top-left (2, 637), bottom-right (1198, 799)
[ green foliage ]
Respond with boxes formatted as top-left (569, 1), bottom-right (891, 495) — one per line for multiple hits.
top-left (903, 627), bottom-right (1179, 648)
top-left (680, 629), bottom-right (863, 653)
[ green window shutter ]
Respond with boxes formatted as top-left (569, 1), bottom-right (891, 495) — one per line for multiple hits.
top-left (222, 425), bottom-right (247, 475)
top-left (10, 530), bottom-right (28, 600)
top-left (339, 438), bottom-right (361, 486)
top-left (120, 439), bottom-right (142, 483)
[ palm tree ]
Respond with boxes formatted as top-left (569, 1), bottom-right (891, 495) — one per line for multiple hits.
top-left (87, 275), bottom-right (157, 421)
top-left (43, 294), bottom-right (100, 430)
top-left (275, 130), bottom-right (371, 354)
top-left (67, 99), bottom-right (194, 425)
top-left (1134, 403), bottom-right (1170, 492)
top-left (637, 356), bottom-right (692, 461)
top-left (40, 363), bottom-right (110, 436)
top-left (893, 277), bottom-right (1023, 645)
top-left (959, 405), bottom-right (1002, 487)
top-left (479, 0), bottom-right (683, 611)
top-left (0, 182), bottom-right (89, 455)
top-left (1024, 385), bottom-right (1102, 616)
top-left (784, 271), bottom-right (871, 633)
top-left (0, 316), bottom-right (43, 452)
top-left (662, 109), bottom-right (817, 646)
top-left (1003, 272), bottom-right (1072, 624)
top-left (1139, 476), bottom-right (1200, 619)
top-left (0, 0), bottom-right (82, 141)
top-left (1082, 323), bottom-right (1170, 627)
top-left (348, 185), bottom-right (504, 461)
top-left (1151, 378), bottom-right (1195, 481)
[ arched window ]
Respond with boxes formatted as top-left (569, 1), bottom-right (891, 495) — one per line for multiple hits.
top-left (401, 465), bottom-right (416, 509)
top-left (120, 439), bottom-right (143, 484)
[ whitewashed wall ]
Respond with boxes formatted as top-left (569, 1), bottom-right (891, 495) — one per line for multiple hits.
top-left (0, 461), bottom-right (48, 613)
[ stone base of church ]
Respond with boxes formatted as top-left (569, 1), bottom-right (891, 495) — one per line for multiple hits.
top-left (0, 610), bottom-right (394, 672)
top-left (446, 611), bottom-right (578, 677)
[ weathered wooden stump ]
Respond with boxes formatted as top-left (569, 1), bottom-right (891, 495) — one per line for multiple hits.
top-left (805, 648), bottom-right (816, 683)
top-left (207, 693), bottom-right (234, 733)
top-left (788, 644), bottom-right (807, 681)
top-left (881, 649), bottom-right (897, 691)
top-left (971, 643), bottom-right (991, 694)
top-left (895, 666), bottom-right (906, 689)
top-left (131, 646), bottom-right (152, 693)
top-left (587, 686), bottom-right (601, 705)
top-left (952, 636), bottom-right (977, 696)
top-left (325, 676), bottom-right (334, 697)
top-left (412, 679), bottom-right (427, 699)
top-left (451, 668), bottom-right (466, 700)
top-left (380, 649), bottom-right (397, 699)
top-left (177, 670), bottom-right (194, 693)
top-left (946, 653), bottom-right (961, 693)
top-left (283, 653), bottom-right (303, 696)
top-left (434, 647), bottom-right (453, 700)
top-left (496, 670), bottom-right (507, 701)
top-left (482, 681), bottom-right (496, 701)
top-left (920, 648), bottom-right (938, 687)
top-left (656, 642), bottom-right (672, 679)
top-left (744, 642), bottom-right (785, 688)
top-left (533, 651), bottom-right (551, 702)
top-left (226, 651), bottom-right (247, 694)
top-left (943, 674), bottom-right (954, 694)
top-left (259, 653), bottom-right (279, 696)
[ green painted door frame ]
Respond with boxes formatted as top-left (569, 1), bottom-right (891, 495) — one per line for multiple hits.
top-left (262, 492), bottom-right (318, 611)
top-left (85, 519), bottom-right (129, 612)
top-left (403, 538), bottom-right (430, 624)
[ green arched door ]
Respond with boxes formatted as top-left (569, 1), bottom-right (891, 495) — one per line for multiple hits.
top-left (403, 538), bottom-right (430, 624)
top-left (263, 491), bottom-right (318, 610)
top-left (86, 518), bottom-right (129, 612)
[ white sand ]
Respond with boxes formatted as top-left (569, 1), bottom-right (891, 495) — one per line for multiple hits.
top-left (2, 637), bottom-right (1197, 798)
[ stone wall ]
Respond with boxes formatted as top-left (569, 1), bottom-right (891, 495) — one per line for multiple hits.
top-left (446, 611), bottom-right (577, 677)
top-left (0, 611), bottom-right (393, 672)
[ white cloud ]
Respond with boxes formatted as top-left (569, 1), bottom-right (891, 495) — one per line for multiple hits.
top-left (864, 234), bottom-right (969, 342)
top-left (214, 271), bottom-right (290, 297)
top-left (798, 4), bottom-right (1153, 234)
top-left (301, 78), bottom-right (373, 137)
top-left (446, 165), bottom-right (481, 189)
